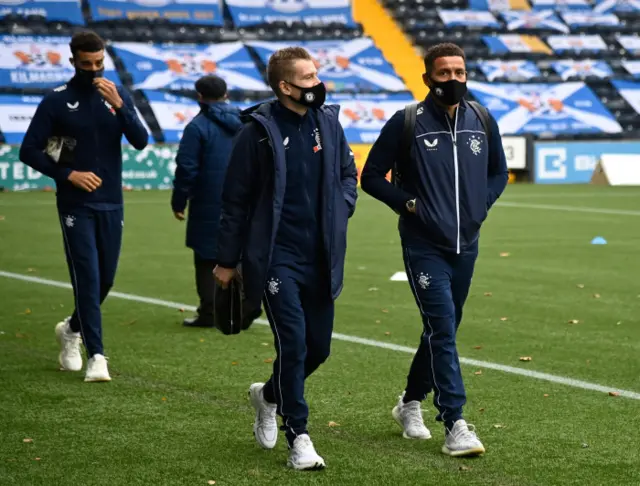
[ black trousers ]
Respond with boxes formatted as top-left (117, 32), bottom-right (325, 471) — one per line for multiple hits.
top-left (193, 252), bottom-right (216, 323)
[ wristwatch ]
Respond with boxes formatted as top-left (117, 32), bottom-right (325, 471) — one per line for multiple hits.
top-left (406, 199), bottom-right (416, 212)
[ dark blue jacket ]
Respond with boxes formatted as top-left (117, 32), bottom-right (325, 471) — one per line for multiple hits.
top-left (216, 100), bottom-right (358, 307)
top-left (171, 102), bottom-right (242, 260)
top-left (361, 95), bottom-right (509, 254)
top-left (19, 76), bottom-right (148, 210)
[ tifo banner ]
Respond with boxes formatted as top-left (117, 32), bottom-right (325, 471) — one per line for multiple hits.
top-left (0, 144), bottom-right (179, 191)
top-left (111, 42), bottom-right (268, 92)
top-left (612, 80), bottom-right (640, 115)
top-left (0, 0), bottom-right (84, 24)
top-left (551, 60), bottom-right (613, 80)
top-left (0, 92), bottom-right (153, 144)
top-left (469, 0), bottom-right (531, 11)
top-left (534, 140), bottom-right (640, 183)
top-left (225, 0), bottom-right (355, 27)
top-left (478, 60), bottom-right (541, 81)
top-left (594, 0), bottom-right (640, 13)
top-left (330, 93), bottom-right (415, 143)
top-left (561, 11), bottom-right (620, 26)
top-left (622, 60), bottom-right (640, 78)
top-left (467, 81), bottom-right (622, 135)
top-left (617, 35), bottom-right (640, 55)
top-left (501, 10), bottom-right (570, 33)
top-left (529, 0), bottom-right (591, 9)
top-left (547, 35), bottom-right (608, 53)
top-left (483, 35), bottom-right (552, 54)
top-left (89, 0), bottom-right (223, 24)
top-left (248, 38), bottom-right (407, 92)
top-left (438, 10), bottom-right (500, 28)
top-left (0, 35), bottom-right (119, 88)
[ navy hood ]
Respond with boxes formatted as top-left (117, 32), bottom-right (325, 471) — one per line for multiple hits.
top-left (201, 102), bottom-right (243, 133)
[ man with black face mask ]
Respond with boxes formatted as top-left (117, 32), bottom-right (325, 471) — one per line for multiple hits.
top-left (213, 47), bottom-right (357, 470)
top-left (19, 30), bottom-right (148, 382)
top-left (361, 43), bottom-right (508, 457)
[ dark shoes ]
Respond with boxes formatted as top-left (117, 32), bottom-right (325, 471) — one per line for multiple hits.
top-left (183, 316), bottom-right (215, 328)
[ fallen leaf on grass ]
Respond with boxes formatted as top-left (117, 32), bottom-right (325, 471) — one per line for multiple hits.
top-left (493, 424), bottom-right (506, 429)
top-left (261, 342), bottom-right (269, 346)
top-left (616, 321), bottom-right (622, 326)
top-left (544, 394), bottom-right (550, 398)
top-left (381, 309), bottom-right (389, 314)
top-left (34, 458), bottom-right (41, 461)
top-left (15, 333), bottom-right (25, 338)
top-left (161, 397), bottom-right (167, 402)
top-left (609, 391), bottom-right (620, 397)
top-left (179, 308), bottom-right (185, 313)
top-left (357, 266), bottom-right (366, 271)
top-left (264, 358), bottom-right (273, 364)
top-left (500, 317), bottom-right (508, 322)
top-left (27, 268), bottom-right (36, 273)
top-left (384, 332), bottom-right (391, 336)
top-left (581, 443), bottom-right (589, 449)
top-left (459, 465), bottom-right (471, 471)
top-left (474, 371), bottom-right (482, 376)
top-left (519, 356), bottom-right (532, 362)
top-left (231, 361), bottom-right (238, 366)
top-left (484, 292), bottom-right (493, 297)
top-left (0, 215), bottom-right (5, 221)
top-left (473, 345), bottom-right (483, 350)
top-left (23, 438), bottom-right (33, 443)
top-left (375, 320), bottom-right (381, 324)
top-left (368, 287), bottom-right (378, 292)
top-left (478, 408), bottom-right (485, 413)
top-left (568, 319), bottom-right (580, 324)
top-left (208, 481), bottom-right (216, 485)
top-left (576, 284), bottom-right (585, 289)
top-left (24, 309), bottom-right (32, 315)
top-left (499, 252), bottom-right (510, 257)
top-left (328, 421), bottom-right (340, 427)
top-left (199, 339), bottom-right (205, 343)
top-left (593, 294), bottom-right (601, 299)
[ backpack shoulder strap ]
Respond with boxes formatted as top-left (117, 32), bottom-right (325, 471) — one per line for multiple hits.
top-left (392, 102), bottom-right (418, 187)
top-left (467, 100), bottom-right (492, 142)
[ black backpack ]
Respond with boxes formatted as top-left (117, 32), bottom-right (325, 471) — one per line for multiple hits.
top-left (391, 100), bottom-right (492, 187)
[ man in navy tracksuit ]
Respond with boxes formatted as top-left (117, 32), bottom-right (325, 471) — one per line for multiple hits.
top-left (19, 31), bottom-right (148, 382)
top-left (171, 75), bottom-right (242, 328)
top-left (213, 47), bottom-right (357, 470)
top-left (361, 43), bottom-right (508, 457)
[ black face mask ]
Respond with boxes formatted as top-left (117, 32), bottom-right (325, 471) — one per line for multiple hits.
top-left (286, 81), bottom-right (326, 109)
top-left (429, 78), bottom-right (467, 106)
top-left (75, 67), bottom-right (104, 87)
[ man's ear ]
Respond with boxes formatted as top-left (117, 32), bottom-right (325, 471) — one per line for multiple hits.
top-left (279, 80), bottom-right (292, 97)
top-left (69, 57), bottom-right (75, 68)
top-left (422, 72), bottom-right (430, 88)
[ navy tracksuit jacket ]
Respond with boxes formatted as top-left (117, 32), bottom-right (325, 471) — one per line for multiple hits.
top-left (361, 95), bottom-right (508, 428)
top-left (217, 100), bottom-right (357, 445)
top-left (19, 76), bottom-right (148, 357)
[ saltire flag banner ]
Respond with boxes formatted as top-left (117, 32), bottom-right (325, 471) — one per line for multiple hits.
top-left (89, 0), bottom-right (223, 25)
top-left (530, 0), bottom-right (591, 9)
top-left (0, 93), bottom-right (153, 144)
top-left (469, 0), bottom-right (531, 11)
top-left (111, 42), bottom-right (268, 92)
top-left (622, 60), bottom-right (640, 78)
top-left (327, 93), bottom-right (415, 143)
top-left (143, 90), bottom-right (200, 142)
top-left (501, 9), bottom-right (569, 32)
top-left (547, 35), bottom-right (608, 53)
top-left (561, 11), bottom-right (620, 26)
top-left (0, 0), bottom-right (84, 24)
top-left (551, 60), bottom-right (613, 80)
top-left (594, 0), bottom-right (640, 12)
top-left (483, 35), bottom-right (552, 54)
top-left (467, 81), bottom-right (622, 135)
top-left (478, 60), bottom-right (541, 81)
top-left (438, 10), bottom-right (501, 27)
top-left (248, 38), bottom-right (407, 92)
top-left (0, 35), bottom-right (119, 88)
top-left (612, 80), bottom-right (640, 115)
top-left (617, 35), bottom-right (640, 55)
top-left (225, 0), bottom-right (355, 27)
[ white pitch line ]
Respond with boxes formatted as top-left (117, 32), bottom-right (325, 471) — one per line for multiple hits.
top-left (495, 201), bottom-right (640, 216)
top-left (2, 269), bottom-right (640, 401)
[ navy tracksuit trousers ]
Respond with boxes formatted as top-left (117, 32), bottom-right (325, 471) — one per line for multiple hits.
top-left (261, 262), bottom-right (334, 446)
top-left (402, 239), bottom-right (478, 429)
top-left (58, 206), bottom-right (123, 358)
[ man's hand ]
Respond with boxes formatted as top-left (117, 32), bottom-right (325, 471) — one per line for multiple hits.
top-left (174, 211), bottom-right (185, 221)
top-left (213, 265), bottom-right (237, 289)
top-left (94, 78), bottom-right (123, 110)
top-left (68, 171), bottom-right (102, 192)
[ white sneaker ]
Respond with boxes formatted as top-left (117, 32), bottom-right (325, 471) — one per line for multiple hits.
top-left (287, 434), bottom-right (326, 470)
top-left (392, 393), bottom-right (432, 439)
top-left (442, 419), bottom-right (485, 457)
top-left (55, 318), bottom-right (82, 371)
top-left (84, 354), bottom-right (111, 382)
top-left (249, 383), bottom-right (278, 449)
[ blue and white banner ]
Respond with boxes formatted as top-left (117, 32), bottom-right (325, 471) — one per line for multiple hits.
top-left (478, 60), bottom-right (541, 81)
top-left (535, 140), bottom-right (640, 183)
top-left (483, 34), bottom-right (552, 54)
top-left (328, 93), bottom-right (414, 143)
top-left (438, 9), bottom-right (501, 27)
top-left (561, 11), bottom-right (620, 26)
top-left (111, 42), bottom-right (268, 92)
top-left (501, 10), bottom-right (570, 33)
top-left (0, 35), bottom-right (119, 88)
top-left (89, 0), bottom-right (223, 25)
top-left (530, 0), bottom-right (591, 9)
top-left (225, 0), bottom-right (355, 27)
top-left (467, 81), bottom-right (622, 135)
top-left (470, 0), bottom-right (531, 11)
top-left (612, 80), bottom-right (640, 115)
top-left (622, 60), bottom-right (640, 78)
top-left (547, 35), bottom-right (608, 53)
top-left (617, 35), bottom-right (640, 55)
top-left (0, 0), bottom-right (84, 24)
top-left (551, 60), bottom-right (613, 80)
top-left (594, 0), bottom-right (640, 13)
top-left (143, 90), bottom-right (199, 142)
top-left (248, 38), bottom-right (407, 92)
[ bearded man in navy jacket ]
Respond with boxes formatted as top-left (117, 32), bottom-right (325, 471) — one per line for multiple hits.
top-left (213, 47), bottom-right (357, 470)
top-left (19, 30), bottom-right (148, 382)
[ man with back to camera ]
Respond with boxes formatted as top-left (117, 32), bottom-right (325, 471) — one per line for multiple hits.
top-left (361, 42), bottom-right (508, 457)
top-left (171, 75), bottom-right (243, 328)
top-left (213, 46), bottom-right (358, 470)
top-left (19, 30), bottom-right (149, 382)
